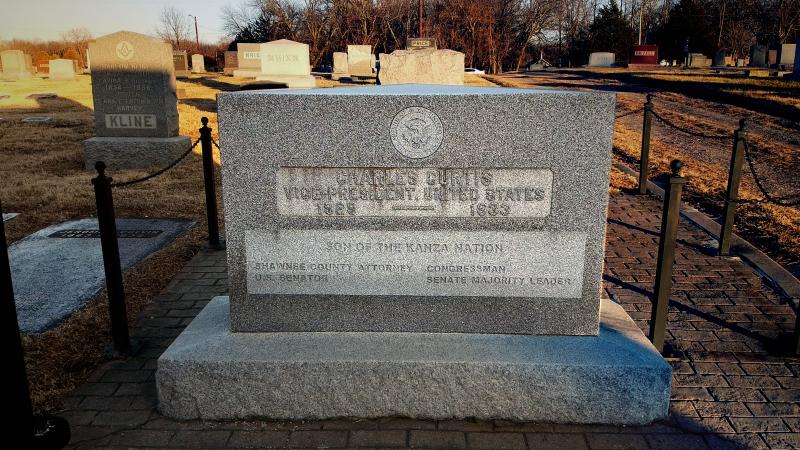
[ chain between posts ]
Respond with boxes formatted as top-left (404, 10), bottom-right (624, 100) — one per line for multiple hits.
top-left (615, 108), bottom-right (644, 120)
top-left (110, 138), bottom-right (201, 188)
top-left (740, 141), bottom-right (800, 207)
top-left (650, 109), bottom-right (732, 140)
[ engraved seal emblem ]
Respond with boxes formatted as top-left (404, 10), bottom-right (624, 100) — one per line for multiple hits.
top-left (390, 107), bottom-right (443, 159)
top-left (115, 41), bottom-right (134, 60)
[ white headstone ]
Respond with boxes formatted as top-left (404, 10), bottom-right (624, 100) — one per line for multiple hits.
top-left (347, 45), bottom-right (373, 77)
top-left (48, 59), bottom-right (76, 81)
top-left (191, 54), bottom-right (205, 73)
top-left (1, 50), bottom-right (33, 79)
top-left (587, 52), bottom-right (615, 67)
top-left (332, 52), bottom-right (348, 80)
top-left (255, 39), bottom-right (315, 88)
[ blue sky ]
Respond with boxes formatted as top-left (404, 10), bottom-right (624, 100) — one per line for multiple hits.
top-left (2, 0), bottom-right (231, 42)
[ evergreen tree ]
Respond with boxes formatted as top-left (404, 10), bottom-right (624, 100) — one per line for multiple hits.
top-left (588, 0), bottom-right (636, 64)
top-left (654, 0), bottom-right (717, 61)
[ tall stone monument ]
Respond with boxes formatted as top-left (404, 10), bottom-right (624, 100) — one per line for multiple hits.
top-left (233, 43), bottom-right (263, 78)
top-left (347, 44), bottom-right (373, 77)
top-left (255, 39), bottom-right (315, 88)
top-left (378, 49), bottom-right (464, 85)
top-left (83, 31), bottom-right (190, 169)
top-left (48, 59), bottom-right (76, 81)
top-left (173, 50), bottom-right (189, 78)
top-left (224, 51), bottom-right (238, 75)
top-left (157, 85), bottom-right (671, 424)
top-left (0, 50), bottom-right (33, 80)
top-left (191, 54), bottom-right (205, 73)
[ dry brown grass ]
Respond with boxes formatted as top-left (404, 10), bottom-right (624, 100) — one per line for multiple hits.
top-left (493, 71), bottom-right (800, 274)
top-left (0, 74), bottom-right (223, 413)
top-left (569, 68), bottom-right (800, 120)
top-left (1, 72), bottom-right (503, 414)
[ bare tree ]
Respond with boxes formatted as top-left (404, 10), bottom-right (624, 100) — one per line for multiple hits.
top-left (60, 27), bottom-right (93, 64)
top-left (156, 6), bottom-right (192, 48)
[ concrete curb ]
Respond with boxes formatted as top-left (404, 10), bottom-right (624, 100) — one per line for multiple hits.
top-left (614, 161), bottom-right (800, 310)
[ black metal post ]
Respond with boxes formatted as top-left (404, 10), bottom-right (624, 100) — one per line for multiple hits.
top-left (638, 94), bottom-right (653, 195)
top-left (718, 119), bottom-right (747, 256)
top-left (92, 162), bottom-right (131, 355)
top-left (2, 199), bottom-right (70, 447)
top-left (200, 117), bottom-right (221, 250)
top-left (2, 199), bottom-right (35, 443)
top-left (649, 160), bottom-right (687, 353)
top-left (793, 310), bottom-right (800, 355)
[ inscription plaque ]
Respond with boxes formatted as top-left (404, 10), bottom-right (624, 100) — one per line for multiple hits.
top-left (246, 230), bottom-right (586, 298)
top-left (277, 167), bottom-right (553, 218)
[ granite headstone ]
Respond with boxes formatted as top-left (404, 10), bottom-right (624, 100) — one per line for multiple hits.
top-left (332, 52), bottom-right (348, 80)
top-left (587, 52), bottom-right (615, 67)
top-left (173, 50), bottom-right (189, 78)
top-left (83, 31), bottom-right (190, 169)
top-left (48, 59), bottom-right (76, 81)
top-left (779, 43), bottom-right (796, 66)
top-left (191, 54), bottom-right (205, 73)
top-left (233, 42), bottom-right (264, 78)
top-left (750, 45), bottom-right (767, 67)
top-left (255, 39), bottom-right (315, 88)
top-left (157, 84), bottom-right (671, 424)
top-left (0, 50), bottom-right (33, 79)
top-left (378, 49), bottom-right (464, 85)
top-left (347, 45), bottom-right (373, 77)
top-left (224, 51), bottom-right (238, 75)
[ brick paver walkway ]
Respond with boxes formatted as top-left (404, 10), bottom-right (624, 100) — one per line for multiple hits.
top-left (63, 189), bottom-right (800, 449)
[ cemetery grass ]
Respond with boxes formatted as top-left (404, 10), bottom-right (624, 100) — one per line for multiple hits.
top-left (572, 68), bottom-right (800, 122)
top-left (0, 74), bottom-right (221, 413)
top-left (490, 71), bottom-right (800, 277)
top-left (0, 72), bottom-right (498, 414)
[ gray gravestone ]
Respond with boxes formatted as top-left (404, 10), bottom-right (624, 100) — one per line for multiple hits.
top-left (233, 43), bottom-right (263, 78)
top-left (224, 51), bottom-right (238, 75)
top-left (83, 31), bottom-right (190, 169)
top-left (1, 50), bottom-right (33, 79)
top-left (173, 50), bottom-right (189, 78)
top-left (587, 52), bottom-right (615, 67)
top-left (750, 45), bottom-right (767, 67)
top-left (712, 51), bottom-right (726, 67)
top-left (157, 85), bottom-right (671, 424)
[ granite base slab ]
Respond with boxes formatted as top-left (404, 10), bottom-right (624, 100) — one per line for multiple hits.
top-left (157, 296), bottom-right (671, 424)
top-left (83, 136), bottom-right (191, 170)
